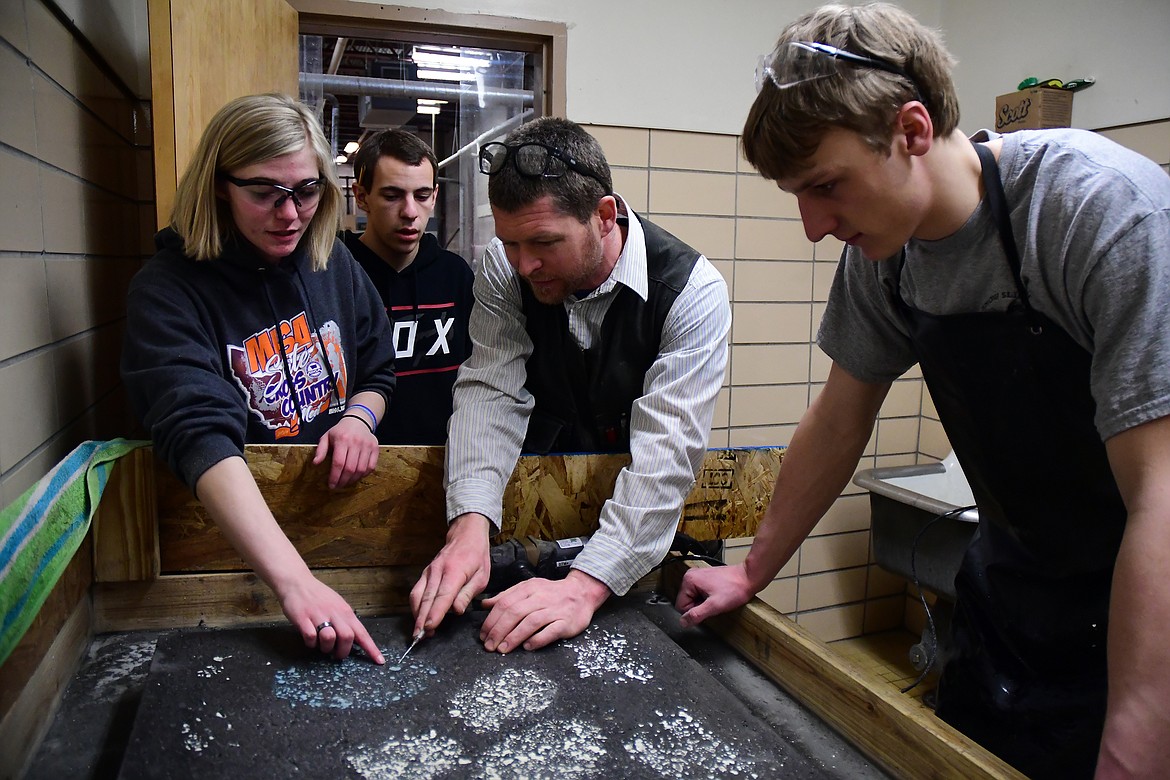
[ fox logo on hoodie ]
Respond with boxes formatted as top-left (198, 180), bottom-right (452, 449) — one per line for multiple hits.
top-left (227, 312), bottom-right (348, 439)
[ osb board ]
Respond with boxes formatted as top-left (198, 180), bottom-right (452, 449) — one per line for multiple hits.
top-left (146, 446), bottom-right (782, 574)
top-left (660, 561), bottom-right (1025, 780)
top-left (499, 447), bottom-right (784, 542)
top-left (156, 446), bottom-right (448, 574)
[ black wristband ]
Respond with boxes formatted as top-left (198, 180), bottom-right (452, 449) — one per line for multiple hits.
top-left (341, 412), bottom-right (375, 434)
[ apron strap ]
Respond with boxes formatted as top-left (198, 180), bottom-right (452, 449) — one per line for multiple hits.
top-left (972, 142), bottom-right (1043, 334)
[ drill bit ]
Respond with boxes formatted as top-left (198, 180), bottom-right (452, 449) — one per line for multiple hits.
top-left (397, 628), bottom-right (424, 664)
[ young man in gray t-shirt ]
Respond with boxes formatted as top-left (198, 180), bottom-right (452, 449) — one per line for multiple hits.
top-left (674, 4), bottom-right (1170, 778)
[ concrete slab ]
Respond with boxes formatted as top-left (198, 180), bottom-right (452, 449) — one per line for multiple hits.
top-left (116, 604), bottom-right (847, 779)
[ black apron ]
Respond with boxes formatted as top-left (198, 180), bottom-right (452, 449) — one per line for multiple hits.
top-left (892, 142), bottom-right (1127, 779)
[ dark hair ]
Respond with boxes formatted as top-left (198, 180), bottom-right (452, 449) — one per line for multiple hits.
top-left (488, 117), bottom-right (612, 223)
top-left (743, 2), bottom-right (959, 181)
top-left (352, 129), bottom-right (438, 191)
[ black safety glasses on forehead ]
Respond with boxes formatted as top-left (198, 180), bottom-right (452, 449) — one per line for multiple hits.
top-left (478, 142), bottom-right (612, 195)
top-left (756, 41), bottom-right (926, 107)
top-left (221, 174), bottom-right (323, 210)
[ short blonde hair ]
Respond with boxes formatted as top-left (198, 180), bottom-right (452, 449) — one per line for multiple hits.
top-left (170, 93), bottom-right (342, 270)
top-left (744, 3), bottom-right (959, 181)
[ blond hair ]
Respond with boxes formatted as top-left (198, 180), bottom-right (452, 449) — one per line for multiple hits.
top-left (170, 93), bottom-right (342, 270)
top-left (743, 3), bottom-right (959, 181)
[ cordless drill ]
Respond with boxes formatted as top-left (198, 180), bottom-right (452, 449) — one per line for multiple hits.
top-left (485, 535), bottom-right (589, 595)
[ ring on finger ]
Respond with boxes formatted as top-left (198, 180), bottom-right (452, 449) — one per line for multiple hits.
top-left (315, 620), bottom-right (333, 633)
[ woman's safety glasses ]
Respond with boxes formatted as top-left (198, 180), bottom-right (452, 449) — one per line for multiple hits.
top-left (222, 175), bottom-right (323, 211)
top-left (478, 141), bottom-right (611, 194)
top-left (755, 41), bottom-right (926, 106)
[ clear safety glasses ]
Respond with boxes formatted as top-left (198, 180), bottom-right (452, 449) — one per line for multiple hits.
top-left (222, 175), bottom-right (323, 211)
top-left (755, 41), bottom-right (926, 105)
top-left (478, 141), bottom-right (612, 194)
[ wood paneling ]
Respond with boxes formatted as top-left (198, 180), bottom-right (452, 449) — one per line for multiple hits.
top-left (149, 0), bottom-right (298, 228)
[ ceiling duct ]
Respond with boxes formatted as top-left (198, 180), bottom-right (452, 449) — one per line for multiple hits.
top-left (299, 72), bottom-right (535, 107)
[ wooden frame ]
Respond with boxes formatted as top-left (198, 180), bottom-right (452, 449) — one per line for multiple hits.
top-left (4, 443), bottom-right (1024, 780)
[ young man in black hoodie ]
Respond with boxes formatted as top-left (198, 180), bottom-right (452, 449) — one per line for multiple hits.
top-left (343, 130), bottom-right (474, 445)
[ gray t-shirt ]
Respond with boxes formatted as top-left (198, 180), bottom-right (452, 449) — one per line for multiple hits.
top-left (818, 128), bottom-right (1170, 441)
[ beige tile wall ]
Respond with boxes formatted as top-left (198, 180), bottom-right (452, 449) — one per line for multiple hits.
top-left (0, 0), bottom-right (151, 507)
top-left (588, 123), bottom-right (930, 641)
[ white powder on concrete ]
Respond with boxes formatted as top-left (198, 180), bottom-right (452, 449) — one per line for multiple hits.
top-left (477, 718), bottom-right (606, 780)
top-left (180, 709), bottom-right (239, 754)
top-left (273, 648), bottom-right (434, 709)
top-left (195, 655), bottom-right (231, 679)
top-left (563, 626), bottom-right (653, 684)
top-left (346, 729), bottom-right (468, 780)
top-left (623, 707), bottom-right (762, 779)
top-left (84, 639), bottom-right (156, 702)
top-left (448, 667), bottom-right (557, 732)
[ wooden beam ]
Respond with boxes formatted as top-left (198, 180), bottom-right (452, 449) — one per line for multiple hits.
top-left (93, 566), bottom-right (419, 632)
top-left (151, 446), bottom-right (783, 574)
top-left (661, 561), bottom-right (1025, 780)
top-left (92, 447), bottom-right (159, 582)
top-left (0, 596), bottom-right (92, 780)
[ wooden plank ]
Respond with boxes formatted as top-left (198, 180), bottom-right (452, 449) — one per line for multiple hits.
top-left (147, 0), bottom-right (176, 230)
top-left (168, 0), bottom-right (298, 184)
top-left (155, 446), bottom-right (783, 574)
top-left (92, 447), bottom-right (159, 582)
top-left (93, 566), bottom-right (419, 632)
top-left (0, 595), bottom-right (91, 780)
top-left (661, 561), bottom-right (1025, 780)
top-left (0, 536), bottom-right (92, 717)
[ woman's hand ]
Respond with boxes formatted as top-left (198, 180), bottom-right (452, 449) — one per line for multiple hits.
top-left (277, 572), bottom-right (385, 664)
top-left (313, 414), bottom-right (379, 489)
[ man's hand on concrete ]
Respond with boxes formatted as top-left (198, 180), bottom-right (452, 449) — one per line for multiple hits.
top-left (478, 569), bottom-right (611, 652)
top-left (410, 512), bottom-right (492, 637)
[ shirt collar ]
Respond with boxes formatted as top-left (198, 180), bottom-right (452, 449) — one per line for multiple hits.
top-left (585, 194), bottom-right (648, 302)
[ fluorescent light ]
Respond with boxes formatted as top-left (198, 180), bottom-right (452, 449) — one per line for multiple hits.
top-left (417, 105), bottom-right (441, 115)
top-left (417, 99), bottom-right (448, 106)
top-left (416, 68), bottom-right (475, 82)
top-left (412, 48), bottom-right (489, 70)
top-left (343, 141), bottom-right (360, 154)
top-left (333, 154), bottom-right (347, 164)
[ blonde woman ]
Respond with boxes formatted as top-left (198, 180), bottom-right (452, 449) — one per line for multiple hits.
top-left (122, 93), bottom-right (395, 663)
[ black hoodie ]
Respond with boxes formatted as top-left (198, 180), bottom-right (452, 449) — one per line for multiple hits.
top-left (122, 228), bottom-right (396, 489)
top-left (343, 231), bottom-right (474, 445)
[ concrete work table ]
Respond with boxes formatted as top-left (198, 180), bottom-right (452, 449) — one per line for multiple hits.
top-left (28, 596), bottom-right (888, 779)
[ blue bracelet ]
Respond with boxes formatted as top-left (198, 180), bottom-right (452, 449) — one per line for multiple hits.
top-left (348, 402), bottom-right (378, 428)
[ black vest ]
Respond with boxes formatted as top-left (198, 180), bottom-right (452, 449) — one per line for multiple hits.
top-left (520, 217), bottom-right (700, 454)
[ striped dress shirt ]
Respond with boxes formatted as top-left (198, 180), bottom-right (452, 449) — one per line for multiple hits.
top-left (444, 206), bottom-right (731, 595)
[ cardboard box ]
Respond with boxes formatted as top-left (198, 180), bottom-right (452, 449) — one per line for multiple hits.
top-left (994, 87), bottom-right (1073, 133)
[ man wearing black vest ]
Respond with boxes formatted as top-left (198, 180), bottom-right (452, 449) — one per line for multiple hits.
top-left (410, 117), bottom-right (731, 653)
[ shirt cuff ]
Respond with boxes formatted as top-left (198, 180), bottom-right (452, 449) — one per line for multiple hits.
top-left (444, 476), bottom-right (504, 530)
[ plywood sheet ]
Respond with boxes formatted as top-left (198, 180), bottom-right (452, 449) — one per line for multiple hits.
top-left (154, 446), bottom-right (783, 574)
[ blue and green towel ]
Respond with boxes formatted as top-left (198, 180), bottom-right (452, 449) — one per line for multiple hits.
top-left (0, 438), bottom-right (149, 667)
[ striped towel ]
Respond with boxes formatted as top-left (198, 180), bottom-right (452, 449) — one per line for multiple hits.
top-left (0, 438), bottom-right (148, 667)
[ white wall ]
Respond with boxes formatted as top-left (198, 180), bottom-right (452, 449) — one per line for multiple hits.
top-left (348, 0), bottom-right (939, 134)
top-left (942, 0), bottom-right (1170, 132)
top-left (349, 0), bottom-right (1167, 134)
top-left (86, 0), bottom-right (1169, 135)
